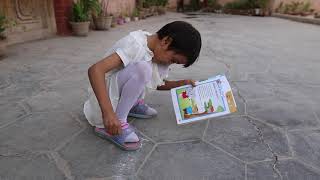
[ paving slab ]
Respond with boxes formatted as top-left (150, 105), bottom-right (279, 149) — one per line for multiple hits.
top-left (247, 159), bottom-right (320, 180)
top-left (0, 112), bottom-right (82, 154)
top-left (59, 129), bottom-right (154, 180)
top-left (204, 116), bottom-right (290, 162)
top-left (288, 129), bottom-right (320, 169)
top-left (247, 98), bottom-right (319, 130)
top-left (1, 12), bottom-right (320, 179)
top-left (137, 141), bottom-right (245, 180)
top-left (0, 153), bottom-right (65, 180)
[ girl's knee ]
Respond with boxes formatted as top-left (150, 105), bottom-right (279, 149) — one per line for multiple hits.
top-left (132, 61), bottom-right (152, 83)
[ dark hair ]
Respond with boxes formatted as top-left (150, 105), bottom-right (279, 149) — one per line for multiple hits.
top-left (157, 21), bottom-right (202, 67)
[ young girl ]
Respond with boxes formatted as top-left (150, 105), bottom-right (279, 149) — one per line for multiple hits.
top-left (84, 21), bottom-right (202, 151)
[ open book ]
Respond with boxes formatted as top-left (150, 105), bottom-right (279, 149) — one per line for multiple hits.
top-left (171, 74), bottom-right (237, 125)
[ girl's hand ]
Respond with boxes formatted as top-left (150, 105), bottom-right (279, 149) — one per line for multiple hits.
top-left (184, 79), bottom-right (196, 87)
top-left (103, 114), bottom-right (122, 135)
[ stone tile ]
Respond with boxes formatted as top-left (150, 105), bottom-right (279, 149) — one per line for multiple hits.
top-left (288, 130), bottom-right (320, 168)
top-left (247, 159), bottom-right (320, 180)
top-left (138, 141), bottom-right (245, 180)
top-left (247, 98), bottom-right (319, 130)
top-left (0, 83), bottom-right (43, 105)
top-left (25, 91), bottom-right (66, 112)
top-left (269, 62), bottom-right (320, 85)
top-left (0, 112), bottom-right (82, 154)
top-left (0, 153), bottom-right (65, 180)
top-left (272, 84), bottom-right (312, 103)
top-left (0, 76), bottom-right (11, 89)
top-left (9, 65), bottom-right (51, 84)
top-left (234, 82), bottom-right (275, 101)
top-left (25, 88), bottom-right (86, 113)
top-left (0, 103), bottom-right (27, 127)
top-left (292, 85), bottom-right (320, 104)
top-left (204, 116), bottom-right (290, 162)
top-left (132, 91), bottom-right (207, 142)
top-left (246, 72), bottom-right (277, 84)
top-left (59, 129), bottom-right (154, 179)
top-left (86, 176), bottom-right (136, 180)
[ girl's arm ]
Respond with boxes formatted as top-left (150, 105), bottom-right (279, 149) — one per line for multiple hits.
top-left (88, 53), bottom-right (123, 135)
top-left (157, 79), bottom-right (196, 90)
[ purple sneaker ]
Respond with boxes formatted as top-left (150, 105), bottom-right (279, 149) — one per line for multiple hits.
top-left (129, 99), bottom-right (157, 119)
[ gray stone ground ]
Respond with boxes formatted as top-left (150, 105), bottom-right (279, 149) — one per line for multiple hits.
top-left (1, 12), bottom-right (320, 180)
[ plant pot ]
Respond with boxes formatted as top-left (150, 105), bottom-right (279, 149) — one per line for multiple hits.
top-left (157, 6), bottom-right (166, 15)
top-left (255, 8), bottom-right (261, 15)
top-left (70, 21), bottom-right (90, 36)
top-left (93, 16), bottom-right (113, 30)
top-left (139, 10), bottom-right (146, 19)
top-left (0, 40), bottom-right (7, 59)
top-left (117, 18), bottom-right (124, 25)
top-left (133, 17), bottom-right (139, 21)
top-left (300, 12), bottom-right (312, 16)
top-left (124, 17), bottom-right (131, 23)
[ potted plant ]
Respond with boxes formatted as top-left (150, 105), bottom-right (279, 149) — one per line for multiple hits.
top-left (93, 0), bottom-right (113, 30)
top-left (132, 8), bottom-right (139, 21)
top-left (0, 14), bottom-right (7, 58)
top-left (157, 0), bottom-right (168, 15)
top-left (0, 14), bottom-right (15, 58)
top-left (299, 2), bottom-right (313, 16)
top-left (253, 0), bottom-right (268, 16)
top-left (124, 12), bottom-right (131, 23)
top-left (117, 14), bottom-right (125, 25)
top-left (70, 0), bottom-right (100, 36)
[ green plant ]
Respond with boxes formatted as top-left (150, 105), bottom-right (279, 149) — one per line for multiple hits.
top-left (158, 0), bottom-right (168, 7)
top-left (275, 2), bottom-right (283, 13)
top-left (144, 0), bottom-right (157, 7)
top-left (190, 0), bottom-right (200, 11)
top-left (224, 0), bottom-right (252, 10)
top-left (132, 8), bottom-right (140, 17)
top-left (257, 0), bottom-right (269, 9)
top-left (290, 1), bottom-right (301, 13)
top-left (278, 1), bottom-right (311, 15)
top-left (283, 3), bottom-right (290, 14)
top-left (0, 13), bottom-right (15, 40)
top-left (0, 15), bottom-right (5, 39)
top-left (208, 0), bottom-right (222, 9)
top-left (71, 0), bottom-right (101, 22)
top-left (302, 1), bottom-right (311, 12)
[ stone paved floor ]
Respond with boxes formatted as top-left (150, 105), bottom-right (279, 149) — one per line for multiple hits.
top-left (1, 12), bottom-right (320, 180)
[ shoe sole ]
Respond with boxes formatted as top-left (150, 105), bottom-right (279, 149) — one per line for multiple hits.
top-left (94, 128), bottom-right (141, 151)
top-left (128, 113), bottom-right (156, 119)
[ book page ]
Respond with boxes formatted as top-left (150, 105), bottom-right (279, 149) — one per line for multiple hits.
top-left (171, 75), bottom-right (237, 125)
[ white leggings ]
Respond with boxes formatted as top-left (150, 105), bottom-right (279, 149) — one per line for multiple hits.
top-left (115, 61), bottom-right (152, 124)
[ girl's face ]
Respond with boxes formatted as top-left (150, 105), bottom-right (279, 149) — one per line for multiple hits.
top-left (152, 37), bottom-right (188, 66)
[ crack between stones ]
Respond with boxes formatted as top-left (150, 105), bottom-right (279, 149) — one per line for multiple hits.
top-left (0, 153), bottom-right (24, 158)
top-left (54, 127), bottom-right (85, 151)
top-left (49, 151), bottom-right (74, 180)
top-left (135, 144), bottom-right (157, 177)
top-left (245, 116), bottom-right (282, 179)
top-left (313, 112), bottom-right (320, 125)
top-left (234, 83), bottom-right (283, 179)
top-left (245, 164), bottom-right (248, 180)
top-left (201, 120), bottom-right (210, 140)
